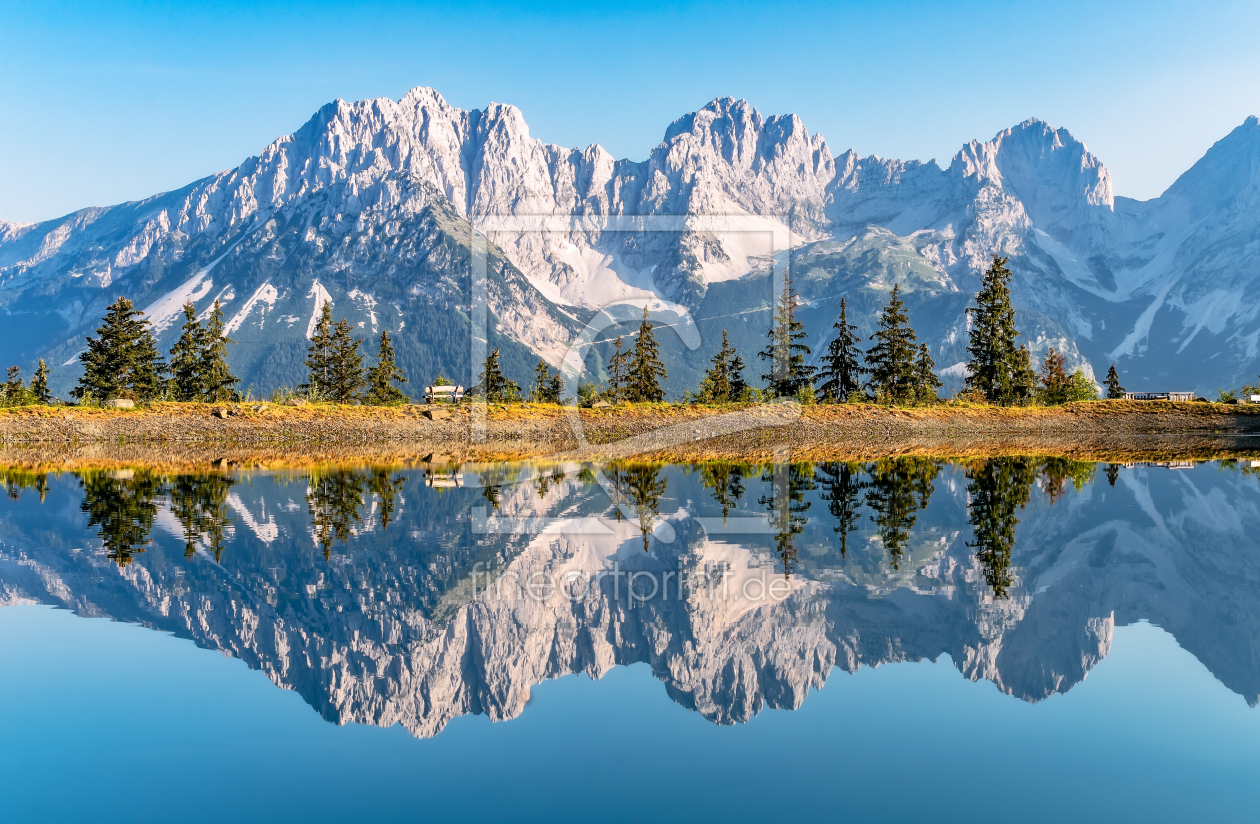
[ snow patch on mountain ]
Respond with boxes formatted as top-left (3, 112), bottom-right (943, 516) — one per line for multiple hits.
top-left (143, 269), bottom-right (217, 336)
top-left (224, 281), bottom-right (280, 336)
top-left (305, 280), bottom-right (334, 339)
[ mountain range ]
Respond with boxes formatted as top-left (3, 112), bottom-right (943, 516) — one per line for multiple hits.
top-left (2, 87), bottom-right (1259, 397)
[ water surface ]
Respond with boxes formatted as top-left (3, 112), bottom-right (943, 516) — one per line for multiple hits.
top-left (2, 458), bottom-right (1259, 822)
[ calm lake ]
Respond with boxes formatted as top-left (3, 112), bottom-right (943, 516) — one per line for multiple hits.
top-left (2, 457), bottom-right (1260, 822)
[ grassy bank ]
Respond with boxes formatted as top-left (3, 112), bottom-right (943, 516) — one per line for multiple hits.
top-left (1, 399), bottom-right (1258, 466)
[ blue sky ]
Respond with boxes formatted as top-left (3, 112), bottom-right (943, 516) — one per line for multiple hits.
top-left (2, 0), bottom-right (1258, 223)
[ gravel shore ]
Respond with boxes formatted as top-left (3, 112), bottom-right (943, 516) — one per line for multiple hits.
top-left (2, 400), bottom-right (1259, 468)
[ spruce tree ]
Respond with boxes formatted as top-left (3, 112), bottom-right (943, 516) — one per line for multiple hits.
top-left (1104, 363), bottom-right (1125, 399)
top-left (478, 348), bottom-right (520, 402)
top-left (758, 273), bottom-right (814, 397)
top-left (303, 300), bottom-right (335, 399)
top-left (965, 256), bottom-right (1027, 405)
top-left (30, 359), bottom-right (51, 404)
top-left (3, 367), bottom-right (25, 405)
top-left (913, 343), bottom-right (942, 403)
top-left (1013, 344), bottom-right (1037, 402)
top-left (201, 300), bottom-right (238, 402)
top-left (865, 284), bottom-right (918, 404)
top-left (698, 330), bottom-right (741, 403)
top-left (364, 330), bottom-right (409, 405)
top-left (73, 297), bottom-right (167, 401)
top-left (626, 307), bottom-right (666, 403)
top-left (605, 335), bottom-right (628, 403)
top-left (1037, 348), bottom-right (1070, 405)
top-left (169, 302), bottom-right (205, 402)
top-left (728, 347), bottom-right (749, 400)
top-left (326, 319), bottom-right (364, 403)
top-left (528, 357), bottom-right (563, 404)
top-left (817, 297), bottom-right (865, 402)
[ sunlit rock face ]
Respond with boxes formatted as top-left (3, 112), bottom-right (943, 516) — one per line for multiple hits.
top-left (2, 89), bottom-right (1257, 396)
top-left (2, 461), bottom-right (1258, 736)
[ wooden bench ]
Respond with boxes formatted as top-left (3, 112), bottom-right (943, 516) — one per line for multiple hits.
top-left (424, 384), bottom-right (466, 403)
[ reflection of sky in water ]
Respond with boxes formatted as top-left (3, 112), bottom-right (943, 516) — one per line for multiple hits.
top-left (1, 460), bottom-right (1259, 821)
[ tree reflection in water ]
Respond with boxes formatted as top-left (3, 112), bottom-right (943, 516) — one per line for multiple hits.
top-left (533, 466), bottom-right (567, 499)
top-left (607, 463), bottom-right (668, 551)
top-left (965, 457), bottom-right (1037, 599)
top-left (308, 468), bottom-right (410, 560)
top-left (55, 467), bottom-right (414, 567)
top-left (169, 474), bottom-right (236, 560)
top-left (2, 454), bottom-right (1161, 589)
top-left (3, 469), bottom-right (49, 502)
top-left (365, 468), bottom-right (407, 530)
top-left (863, 458), bottom-right (938, 570)
top-left (80, 470), bottom-right (162, 567)
top-left (307, 471), bottom-right (366, 560)
top-left (1039, 458), bottom-right (1095, 506)
top-left (700, 462), bottom-right (747, 525)
top-left (816, 462), bottom-right (864, 559)
top-left (759, 462), bottom-right (814, 578)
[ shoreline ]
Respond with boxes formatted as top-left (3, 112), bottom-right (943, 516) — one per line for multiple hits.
top-left (2, 400), bottom-right (1259, 468)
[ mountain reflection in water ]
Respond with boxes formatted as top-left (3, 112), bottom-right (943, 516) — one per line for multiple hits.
top-left (1, 458), bottom-right (1259, 738)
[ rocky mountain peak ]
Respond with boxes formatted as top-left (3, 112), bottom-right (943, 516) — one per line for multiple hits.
top-left (1161, 114), bottom-right (1260, 219)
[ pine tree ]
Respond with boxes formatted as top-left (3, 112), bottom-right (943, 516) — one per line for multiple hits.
top-left (528, 357), bottom-right (563, 404)
top-left (169, 303), bottom-right (205, 402)
top-left (302, 300), bottom-right (335, 399)
top-left (728, 347), bottom-right (749, 400)
top-left (865, 284), bottom-right (918, 404)
top-left (73, 297), bottom-right (167, 401)
top-left (3, 366), bottom-right (25, 405)
top-left (698, 330), bottom-right (743, 403)
top-left (758, 273), bottom-right (814, 397)
top-left (965, 256), bottom-right (1028, 405)
top-left (201, 300), bottom-right (238, 402)
top-left (326, 319), bottom-right (364, 403)
top-left (30, 359), bottom-right (51, 404)
top-left (1104, 363), bottom-right (1125, 399)
top-left (478, 348), bottom-right (520, 402)
top-left (1038, 348), bottom-right (1070, 405)
top-left (363, 330), bottom-right (409, 405)
top-left (1013, 344), bottom-right (1037, 401)
top-left (817, 297), bottom-right (865, 402)
top-left (914, 343), bottom-right (942, 403)
top-left (626, 307), bottom-right (667, 402)
top-left (605, 335), bottom-right (628, 403)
